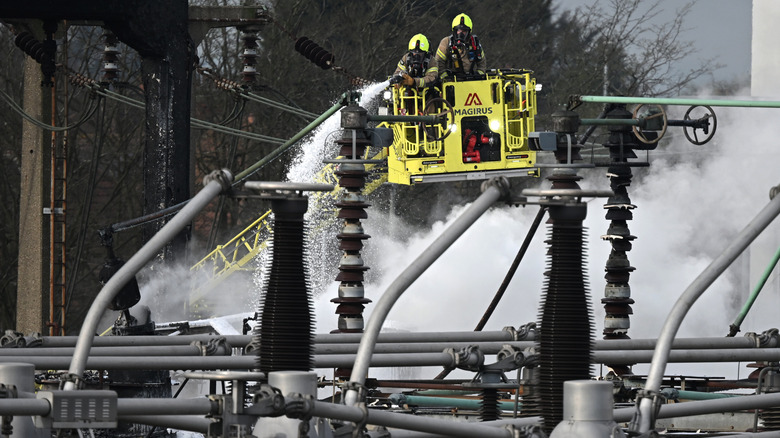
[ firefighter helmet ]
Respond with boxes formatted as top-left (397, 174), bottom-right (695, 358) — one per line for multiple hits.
top-left (408, 34), bottom-right (430, 52)
top-left (452, 13), bottom-right (473, 32)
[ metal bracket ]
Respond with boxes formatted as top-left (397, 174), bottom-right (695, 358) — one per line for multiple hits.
top-left (34, 390), bottom-right (118, 429)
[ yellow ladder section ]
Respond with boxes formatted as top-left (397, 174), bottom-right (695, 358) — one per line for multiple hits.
top-left (189, 149), bottom-right (388, 304)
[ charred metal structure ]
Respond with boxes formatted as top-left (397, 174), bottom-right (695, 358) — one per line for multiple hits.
top-left (2, 1), bottom-right (193, 262)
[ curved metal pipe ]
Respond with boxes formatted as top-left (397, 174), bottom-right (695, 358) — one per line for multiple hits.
top-left (632, 193), bottom-right (780, 433)
top-left (65, 170), bottom-right (233, 391)
top-left (345, 179), bottom-right (509, 406)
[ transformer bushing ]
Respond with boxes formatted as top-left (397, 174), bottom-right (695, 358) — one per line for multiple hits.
top-left (533, 111), bottom-right (594, 434)
top-left (331, 105), bottom-right (372, 378)
top-left (254, 194), bottom-right (315, 374)
top-left (537, 200), bottom-right (593, 435)
top-left (600, 105), bottom-right (642, 377)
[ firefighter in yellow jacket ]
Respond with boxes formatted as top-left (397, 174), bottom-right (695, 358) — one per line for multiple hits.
top-left (392, 34), bottom-right (439, 89)
top-left (435, 13), bottom-right (486, 81)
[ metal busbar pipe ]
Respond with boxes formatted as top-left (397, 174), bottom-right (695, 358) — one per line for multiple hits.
top-left (308, 398), bottom-right (524, 438)
top-left (345, 178), bottom-right (512, 407)
top-left (12, 348), bottom-right (780, 369)
top-left (22, 328), bottom-right (528, 348)
top-left (0, 345), bottom-right (229, 357)
top-left (631, 192), bottom-right (780, 434)
top-left (25, 332), bottom-right (771, 350)
top-left (616, 391), bottom-right (780, 423)
top-left (65, 170), bottom-right (233, 391)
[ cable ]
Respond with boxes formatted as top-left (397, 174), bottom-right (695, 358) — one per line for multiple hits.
top-left (68, 69), bottom-right (285, 144)
top-left (63, 70), bottom-right (346, 236)
top-left (64, 98), bottom-right (107, 321)
top-left (196, 67), bottom-right (318, 120)
top-left (206, 111), bottom-right (244, 251)
top-left (0, 87), bottom-right (101, 132)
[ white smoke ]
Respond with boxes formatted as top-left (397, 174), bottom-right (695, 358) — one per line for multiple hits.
top-left (311, 98), bottom-right (780, 380)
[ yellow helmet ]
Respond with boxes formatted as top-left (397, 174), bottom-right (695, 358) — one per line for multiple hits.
top-left (408, 34), bottom-right (430, 52)
top-left (452, 13), bottom-right (473, 32)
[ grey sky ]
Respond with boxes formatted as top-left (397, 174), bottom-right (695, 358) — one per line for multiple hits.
top-left (554, 0), bottom-right (752, 85)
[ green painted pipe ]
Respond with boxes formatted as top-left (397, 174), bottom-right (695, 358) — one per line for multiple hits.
top-left (729, 244), bottom-right (780, 336)
top-left (234, 91), bottom-right (356, 184)
top-left (391, 394), bottom-right (521, 412)
top-left (677, 390), bottom-right (743, 401)
top-left (414, 389), bottom-right (480, 396)
top-left (576, 95), bottom-right (780, 108)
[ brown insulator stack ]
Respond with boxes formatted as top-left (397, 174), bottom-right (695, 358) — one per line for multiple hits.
top-left (102, 32), bottom-right (120, 84)
top-left (241, 31), bottom-right (259, 86)
top-left (600, 104), bottom-right (640, 376)
top-left (331, 105), bottom-right (372, 378)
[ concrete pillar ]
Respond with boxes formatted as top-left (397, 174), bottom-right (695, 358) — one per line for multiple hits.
top-left (16, 58), bottom-right (49, 334)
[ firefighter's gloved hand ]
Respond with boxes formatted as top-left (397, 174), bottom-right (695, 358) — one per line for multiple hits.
top-left (401, 73), bottom-right (414, 87)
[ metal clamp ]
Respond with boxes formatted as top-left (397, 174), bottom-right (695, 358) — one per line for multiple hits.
top-left (247, 384), bottom-right (285, 417)
top-left (446, 345), bottom-right (484, 372)
top-left (757, 328), bottom-right (780, 348)
top-left (628, 389), bottom-right (665, 435)
top-left (513, 322), bottom-right (537, 340)
top-left (282, 392), bottom-right (313, 421)
top-left (58, 373), bottom-right (84, 390)
top-left (203, 168), bottom-right (234, 191)
top-left (191, 337), bottom-right (230, 356)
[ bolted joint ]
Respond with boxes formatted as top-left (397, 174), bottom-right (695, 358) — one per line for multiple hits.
top-left (191, 337), bottom-right (231, 356)
top-left (203, 168), bottom-right (234, 191)
top-left (248, 385), bottom-right (286, 417)
top-left (756, 328), bottom-right (780, 348)
top-left (521, 347), bottom-right (539, 368)
top-left (512, 322), bottom-right (536, 341)
top-left (496, 345), bottom-right (526, 370)
top-left (516, 424), bottom-right (546, 438)
top-left (481, 176), bottom-right (512, 202)
top-left (283, 393), bottom-right (315, 421)
top-left (447, 345), bottom-right (484, 372)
